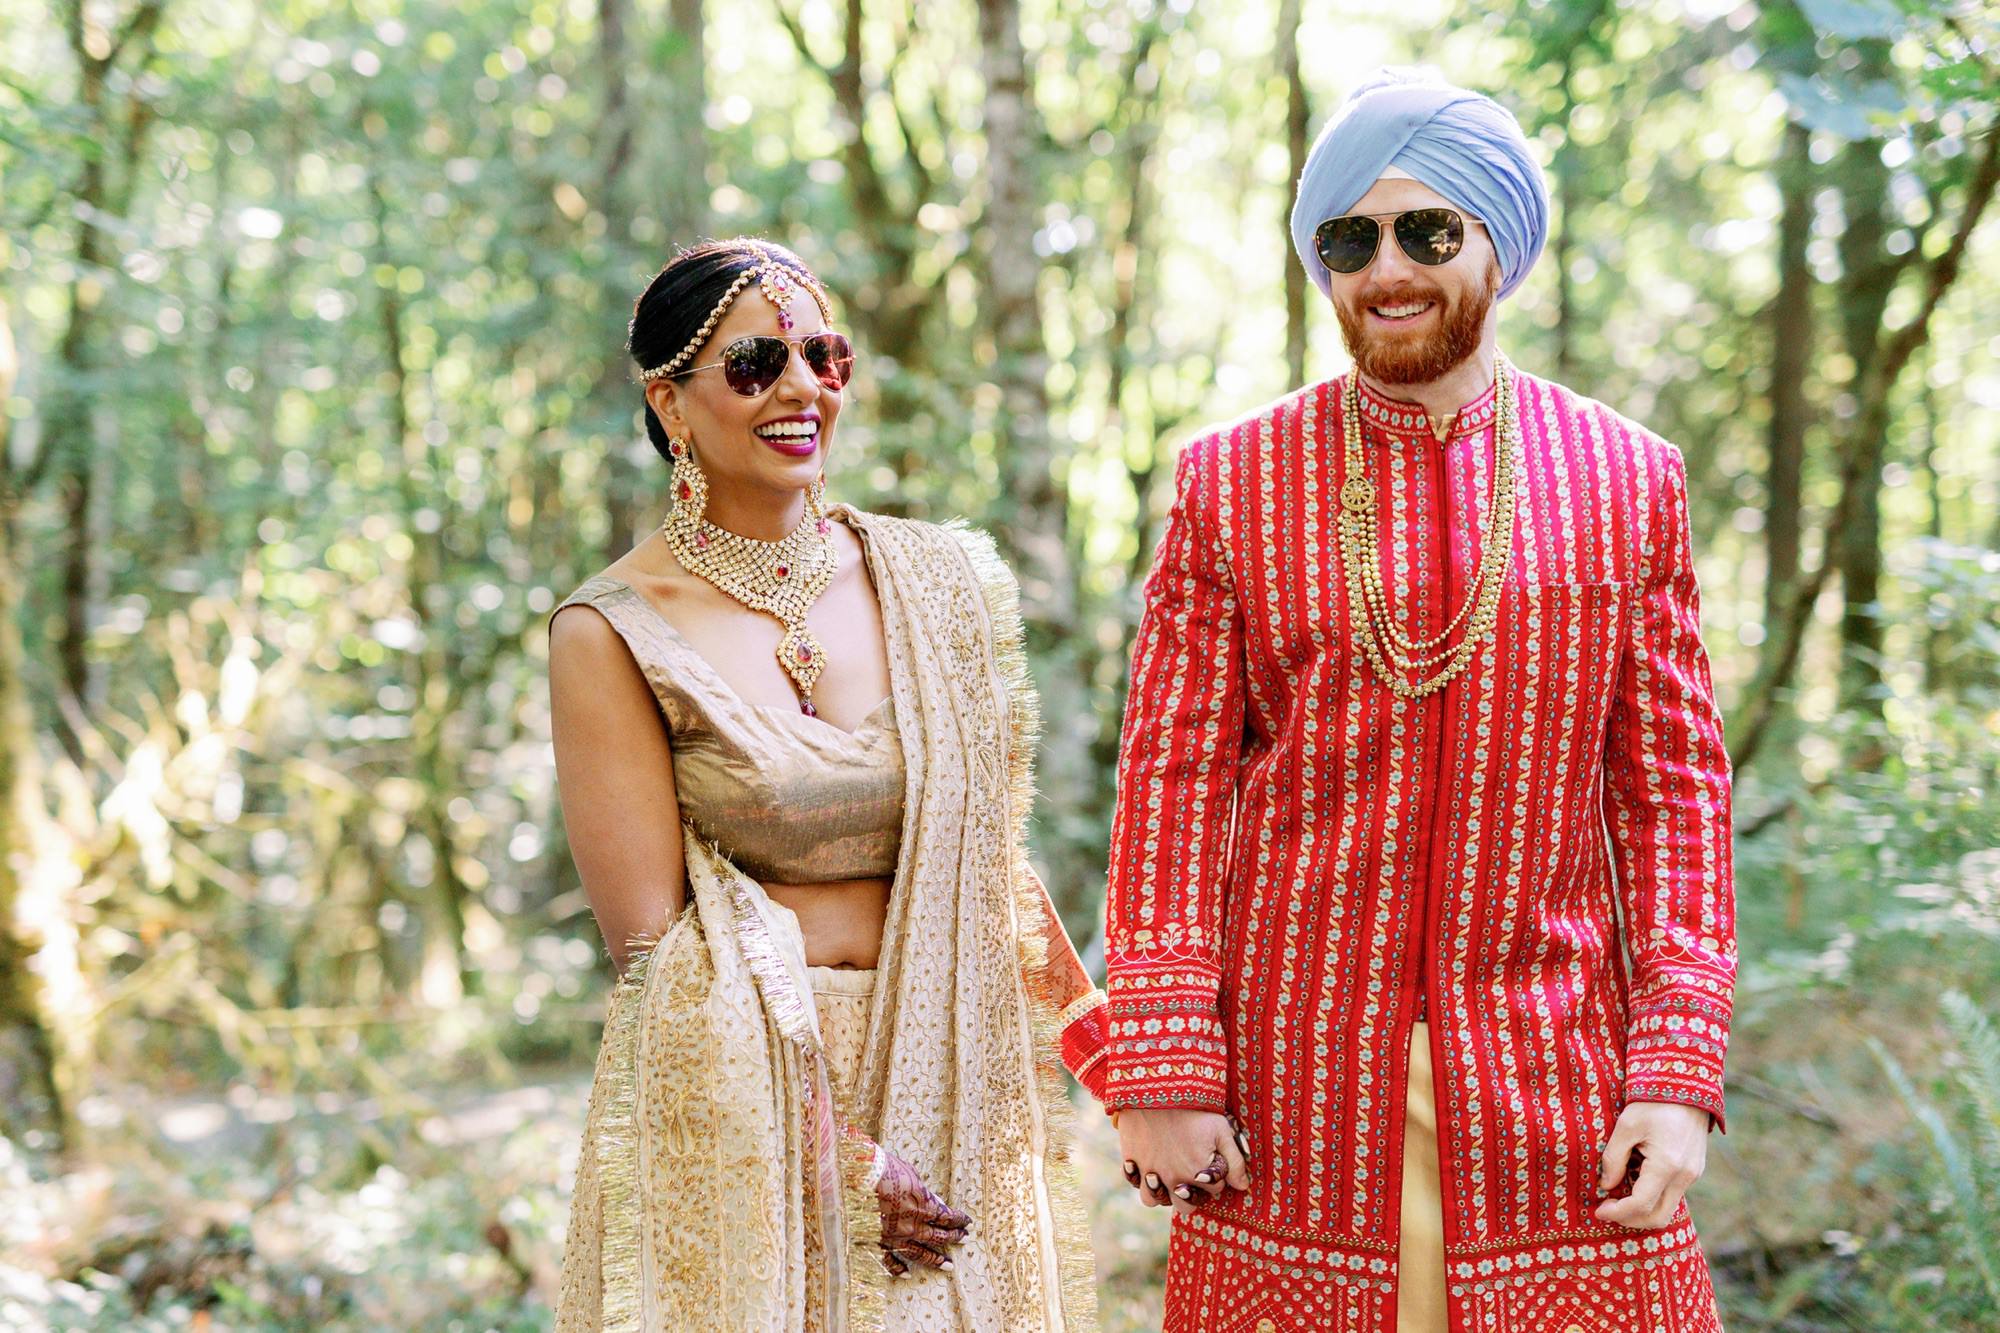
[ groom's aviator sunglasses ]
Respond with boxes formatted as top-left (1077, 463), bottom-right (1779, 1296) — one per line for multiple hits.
top-left (680, 331), bottom-right (855, 397)
top-left (1314, 207), bottom-right (1480, 274)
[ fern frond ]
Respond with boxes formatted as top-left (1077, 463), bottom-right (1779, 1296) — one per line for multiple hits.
top-left (1866, 1033), bottom-right (2000, 1312)
top-left (1939, 989), bottom-right (2000, 1188)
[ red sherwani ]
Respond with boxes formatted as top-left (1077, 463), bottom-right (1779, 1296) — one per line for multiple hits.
top-left (1103, 368), bottom-right (1736, 1332)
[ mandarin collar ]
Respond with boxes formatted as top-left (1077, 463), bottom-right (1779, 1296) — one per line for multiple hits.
top-left (1352, 371), bottom-right (1501, 443)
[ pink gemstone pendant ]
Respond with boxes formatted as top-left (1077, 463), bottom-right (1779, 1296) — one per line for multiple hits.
top-left (797, 644), bottom-right (813, 663)
top-left (694, 531), bottom-right (709, 549)
top-left (778, 310), bottom-right (794, 331)
top-left (800, 699), bottom-right (816, 717)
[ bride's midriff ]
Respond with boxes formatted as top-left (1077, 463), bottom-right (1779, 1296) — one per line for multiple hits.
top-left (764, 876), bottom-right (893, 968)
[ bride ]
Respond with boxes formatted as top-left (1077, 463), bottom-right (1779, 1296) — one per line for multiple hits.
top-left (547, 237), bottom-right (1109, 1330)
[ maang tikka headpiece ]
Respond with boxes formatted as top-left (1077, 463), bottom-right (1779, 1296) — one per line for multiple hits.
top-left (635, 253), bottom-right (835, 384)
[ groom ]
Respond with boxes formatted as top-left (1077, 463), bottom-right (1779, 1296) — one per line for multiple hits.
top-left (1101, 69), bottom-right (1736, 1332)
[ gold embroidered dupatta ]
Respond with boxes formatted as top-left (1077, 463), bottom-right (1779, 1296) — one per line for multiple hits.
top-left (554, 508), bottom-right (1099, 1331)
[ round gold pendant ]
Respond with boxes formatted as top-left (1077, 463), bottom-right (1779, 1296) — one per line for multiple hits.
top-left (1340, 476), bottom-right (1375, 513)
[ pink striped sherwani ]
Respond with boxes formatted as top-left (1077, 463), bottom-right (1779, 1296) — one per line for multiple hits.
top-left (1103, 367), bottom-right (1736, 1332)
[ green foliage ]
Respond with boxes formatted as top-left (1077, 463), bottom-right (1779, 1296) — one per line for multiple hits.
top-left (1867, 987), bottom-right (2000, 1320)
top-left (3, 1129), bottom-right (569, 1330)
top-left (0, 0), bottom-right (1996, 1323)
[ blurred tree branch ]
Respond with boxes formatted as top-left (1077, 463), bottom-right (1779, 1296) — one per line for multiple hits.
top-left (772, 0), bottom-right (933, 358)
top-left (1278, 0), bottom-right (1307, 388)
top-left (1731, 126), bottom-right (2000, 771)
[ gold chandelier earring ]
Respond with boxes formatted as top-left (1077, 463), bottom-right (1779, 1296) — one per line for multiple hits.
top-left (666, 435), bottom-right (711, 537)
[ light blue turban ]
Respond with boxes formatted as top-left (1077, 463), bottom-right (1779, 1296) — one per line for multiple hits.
top-left (1289, 67), bottom-right (1548, 302)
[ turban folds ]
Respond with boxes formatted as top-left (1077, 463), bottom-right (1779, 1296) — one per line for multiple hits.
top-left (1289, 67), bottom-right (1549, 302)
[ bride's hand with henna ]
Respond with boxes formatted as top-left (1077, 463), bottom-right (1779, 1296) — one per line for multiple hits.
top-left (874, 1147), bottom-right (972, 1275)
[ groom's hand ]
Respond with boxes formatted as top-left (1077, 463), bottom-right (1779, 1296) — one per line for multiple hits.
top-left (1593, 1101), bottom-right (1710, 1230)
top-left (1116, 1107), bottom-right (1251, 1216)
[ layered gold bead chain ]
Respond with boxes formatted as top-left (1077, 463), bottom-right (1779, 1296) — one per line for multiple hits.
top-left (1337, 353), bottom-right (1521, 700)
top-left (660, 457), bottom-right (837, 714)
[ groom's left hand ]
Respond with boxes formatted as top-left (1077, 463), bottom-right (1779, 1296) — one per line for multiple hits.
top-left (1592, 1100), bottom-right (1710, 1229)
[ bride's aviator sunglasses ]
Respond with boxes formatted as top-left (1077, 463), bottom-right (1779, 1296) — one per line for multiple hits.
top-left (679, 331), bottom-right (856, 398)
top-left (1314, 206), bottom-right (1483, 274)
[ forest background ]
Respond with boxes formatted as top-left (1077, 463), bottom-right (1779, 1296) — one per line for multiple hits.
top-left (2, 0), bottom-right (1998, 1328)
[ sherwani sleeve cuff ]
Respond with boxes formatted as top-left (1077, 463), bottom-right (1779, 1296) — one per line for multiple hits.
top-left (1623, 991), bottom-right (1731, 1134)
top-left (1057, 990), bottom-right (1113, 1104)
top-left (1100, 955), bottom-right (1230, 1113)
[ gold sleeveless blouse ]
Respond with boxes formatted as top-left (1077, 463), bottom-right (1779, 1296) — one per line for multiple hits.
top-left (553, 574), bottom-right (904, 884)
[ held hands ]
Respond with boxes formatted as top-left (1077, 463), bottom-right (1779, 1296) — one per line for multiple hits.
top-left (874, 1146), bottom-right (972, 1277)
top-left (1116, 1108), bottom-right (1251, 1216)
top-left (1114, 1101), bottom-right (1705, 1228)
top-left (1593, 1100), bottom-right (1710, 1230)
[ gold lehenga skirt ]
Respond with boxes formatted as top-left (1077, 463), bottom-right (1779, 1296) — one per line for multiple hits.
top-left (807, 966), bottom-right (972, 1327)
top-left (1398, 1019), bottom-right (1447, 1332)
top-left (808, 964), bottom-right (877, 1123)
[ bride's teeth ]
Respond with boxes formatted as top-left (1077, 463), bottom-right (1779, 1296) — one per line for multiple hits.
top-left (756, 421), bottom-right (818, 438)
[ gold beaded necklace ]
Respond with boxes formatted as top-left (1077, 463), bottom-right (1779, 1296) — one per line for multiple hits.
top-left (1337, 353), bottom-right (1521, 700)
top-left (660, 451), bottom-right (838, 714)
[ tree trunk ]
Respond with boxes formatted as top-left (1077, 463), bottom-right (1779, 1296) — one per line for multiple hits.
top-left (1279, 0), bottom-right (1307, 388)
top-left (975, 0), bottom-right (1089, 925)
top-left (370, 173), bottom-right (471, 1004)
top-left (600, 0), bottom-right (641, 559)
top-left (0, 305), bottom-right (76, 1155)
top-left (977, 0), bottom-right (1056, 613)
top-left (1553, 58), bottom-right (1579, 385)
top-left (1917, 351), bottom-right (1941, 689)
top-left (50, 0), bottom-right (169, 764)
top-left (1990, 413), bottom-right (2000, 552)
top-left (49, 47), bottom-right (108, 768)
top-left (661, 0), bottom-right (709, 245)
top-left (1765, 120), bottom-right (1812, 632)
top-left (1832, 133), bottom-right (1895, 716)
top-left (603, 0), bottom-right (706, 560)
top-left (1103, 20), bottom-right (1170, 479)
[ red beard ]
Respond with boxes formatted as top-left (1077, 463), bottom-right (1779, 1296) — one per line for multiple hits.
top-left (1334, 267), bottom-right (1496, 385)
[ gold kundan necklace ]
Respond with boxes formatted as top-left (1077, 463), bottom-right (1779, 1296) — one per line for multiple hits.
top-left (1337, 352), bottom-right (1521, 700)
top-left (660, 449), bottom-right (837, 715)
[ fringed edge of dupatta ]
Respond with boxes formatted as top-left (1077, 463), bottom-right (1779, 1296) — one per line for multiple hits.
top-left (838, 1131), bottom-right (889, 1331)
top-left (706, 818), bottom-right (884, 1327)
top-left (697, 835), bottom-right (858, 1329)
top-left (592, 928), bottom-right (666, 1333)
top-left (943, 520), bottom-right (1100, 1330)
